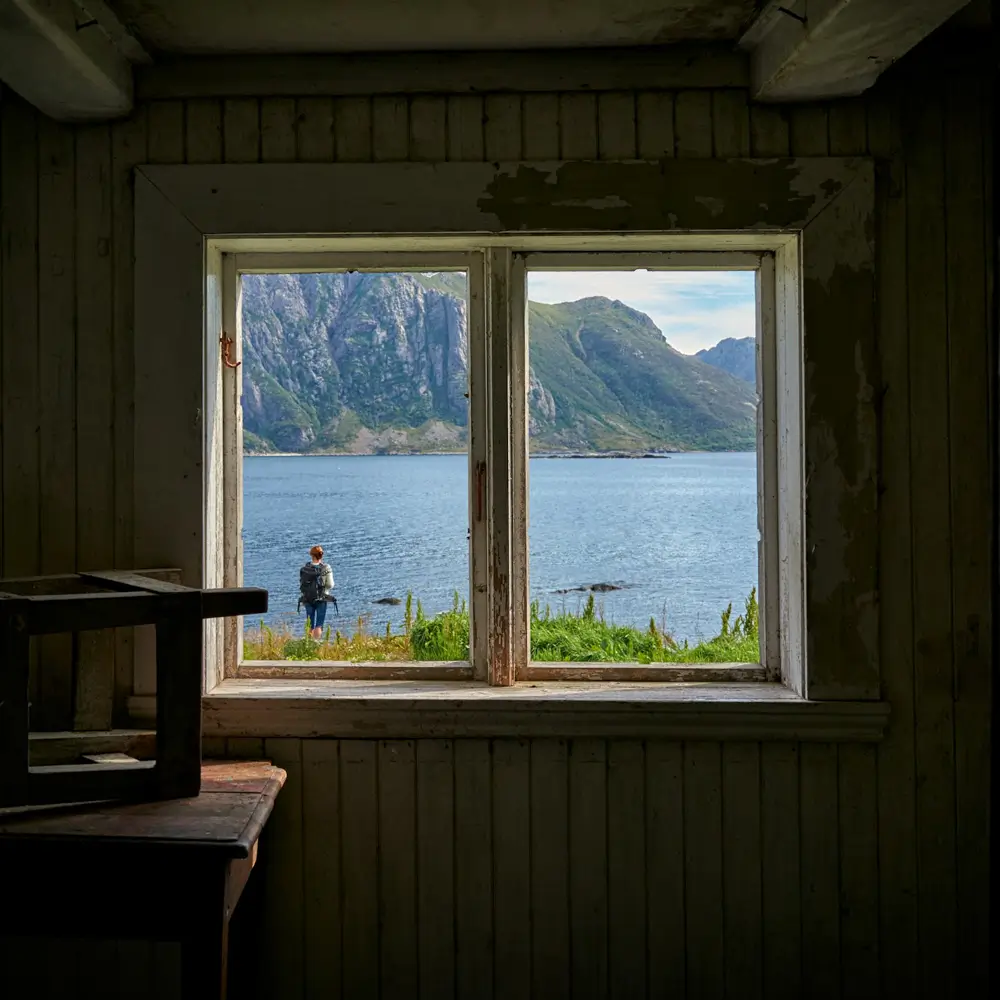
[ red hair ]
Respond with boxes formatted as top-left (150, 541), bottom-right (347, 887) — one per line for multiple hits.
top-left (309, 545), bottom-right (323, 559)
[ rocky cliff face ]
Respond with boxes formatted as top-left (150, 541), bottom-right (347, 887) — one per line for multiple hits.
top-left (241, 272), bottom-right (468, 452)
top-left (695, 336), bottom-right (756, 384)
top-left (241, 272), bottom-right (756, 453)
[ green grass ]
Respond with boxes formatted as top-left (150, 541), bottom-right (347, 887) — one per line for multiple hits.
top-left (243, 588), bottom-right (759, 664)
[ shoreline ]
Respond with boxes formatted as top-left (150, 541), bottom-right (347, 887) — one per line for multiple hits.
top-left (244, 448), bottom-right (754, 458)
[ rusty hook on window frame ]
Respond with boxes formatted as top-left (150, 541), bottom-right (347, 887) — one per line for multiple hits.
top-left (221, 334), bottom-right (241, 369)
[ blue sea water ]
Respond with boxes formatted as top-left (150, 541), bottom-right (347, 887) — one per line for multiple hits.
top-left (242, 452), bottom-right (758, 643)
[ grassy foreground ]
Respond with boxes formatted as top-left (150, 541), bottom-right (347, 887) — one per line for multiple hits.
top-left (243, 589), bottom-right (759, 664)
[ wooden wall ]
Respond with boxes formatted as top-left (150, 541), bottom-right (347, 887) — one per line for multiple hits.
top-left (0, 34), bottom-right (993, 1000)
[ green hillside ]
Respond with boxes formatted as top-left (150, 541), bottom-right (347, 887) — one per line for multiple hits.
top-left (241, 272), bottom-right (756, 454)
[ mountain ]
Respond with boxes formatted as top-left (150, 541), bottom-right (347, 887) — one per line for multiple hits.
top-left (240, 272), bottom-right (756, 454)
top-left (695, 337), bottom-right (756, 384)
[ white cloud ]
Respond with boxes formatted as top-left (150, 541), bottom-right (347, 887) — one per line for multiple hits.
top-left (527, 270), bottom-right (756, 355)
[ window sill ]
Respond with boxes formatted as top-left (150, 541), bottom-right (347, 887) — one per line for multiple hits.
top-left (202, 678), bottom-right (889, 742)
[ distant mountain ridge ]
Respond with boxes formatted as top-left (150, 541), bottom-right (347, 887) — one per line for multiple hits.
top-left (696, 337), bottom-right (756, 384)
top-left (241, 273), bottom-right (757, 454)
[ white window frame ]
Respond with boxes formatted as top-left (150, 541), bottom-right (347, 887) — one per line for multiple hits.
top-left (216, 239), bottom-right (804, 691)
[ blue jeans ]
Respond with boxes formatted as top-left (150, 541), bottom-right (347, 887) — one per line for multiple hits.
top-left (305, 599), bottom-right (327, 630)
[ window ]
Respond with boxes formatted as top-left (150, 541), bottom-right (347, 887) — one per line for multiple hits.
top-left (525, 263), bottom-right (760, 670)
top-left (214, 241), bottom-right (804, 689)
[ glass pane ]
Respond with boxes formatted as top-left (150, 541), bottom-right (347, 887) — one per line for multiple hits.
top-left (240, 269), bottom-right (471, 662)
top-left (527, 268), bottom-right (760, 664)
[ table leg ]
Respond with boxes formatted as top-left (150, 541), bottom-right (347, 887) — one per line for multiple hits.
top-left (180, 868), bottom-right (230, 1000)
top-left (179, 850), bottom-right (259, 1000)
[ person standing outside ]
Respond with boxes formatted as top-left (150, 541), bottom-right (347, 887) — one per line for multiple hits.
top-left (300, 544), bottom-right (334, 639)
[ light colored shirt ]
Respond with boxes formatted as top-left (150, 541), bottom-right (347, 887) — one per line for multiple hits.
top-left (317, 561), bottom-right (334, 593)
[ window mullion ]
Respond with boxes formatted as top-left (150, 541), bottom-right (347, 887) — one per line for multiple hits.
top-left (468, 252), bottom-right (490, 680)
top-left (509, 253), bottom-right (530, 679)
top-left (486, 247), bottom-right (514, 686)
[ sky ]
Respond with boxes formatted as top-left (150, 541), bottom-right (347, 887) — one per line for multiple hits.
top-left (527, 270), bottom-right (756, 356)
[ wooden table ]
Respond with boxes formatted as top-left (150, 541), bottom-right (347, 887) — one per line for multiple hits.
top-left (0, 760), bottom-right (285, 999)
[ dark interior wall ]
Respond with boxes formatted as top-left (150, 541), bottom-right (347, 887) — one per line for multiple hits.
top-left (0, 30), bottom-right (993, 1000)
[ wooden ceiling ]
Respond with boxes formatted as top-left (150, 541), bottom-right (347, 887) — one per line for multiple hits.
top-left (105, 0), bottom-right (761, 55)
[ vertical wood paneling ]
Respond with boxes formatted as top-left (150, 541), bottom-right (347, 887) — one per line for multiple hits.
top-left (110, 110), bottom-right (145, 723)
top-left (522, 95), bottom-right (559, 161)
top-left (838, 744), bottom-right (880, 1000)
top-left (682, 741), bottom-right (724, 1000)
top-left (607, 740), bottom-right (645, 1000)
top-left (184, 99), bottom-right (222, 163)
top-left (295, 97), bottom-right (335, 162)
top-left (201, 735), bottom-right (226, 757)
top-left (454, 739), bottom-right (493, 1000)
top-left (492, 739), bottom-right (531, 1000)
top-left (225, 735), bottom-right (264, 758)
top-left (335, 97), bottom-right (373, 162)
top-left (116, 940), bottom-right (157, 1000)
top-left (674, 91), bottom-right (713, 157)
top-left (645, 741), bottom-right (685, 998)
top-left (74, 123), bottom-right (115, 732)
top-left (152, 942), bottom-right (182, 1000)
top-left (261, 738), bottom-right (304, 1000)
top-left (721, 742), bottom-right (762, 1000)
top-left (569, 739), bottom-right (607, 1000)
top-left (761, 744), bottom-right (801, 997)
top-left (417, 740), bottom-right (455, 1000)
top-left (597, 92), bottom-right (636, 159)
top-left (36, 116), bottom-right (76, 731)
top-left (410, 96), bottom-right (448, 161)
top-left (484, 95), bottom-right (522, 161)
top-left (868, 87), bottom-right (920, 1000)
top-left (0, 96), bottom-right (39, 584)
top-left (146, 101), bottom-right (185, 163)
top-left (0, 57), bottom-right (995, 1000)
top-left (447, 95), bottom-right (485, 161)
top-left (749, 105), bottom-right (789, 157)
top-left (944, 70), bottom-right (992, 997)
top-left (789, 105), bottom-right (829, 156)
top-left (379, 740), bottom-right (418, 999)
top-left (712, 90), bottom-right (750, 157)
top-left (559, 93), bottom-right (597, 159)
top-left (799, 743), bottom-right (840, 1000)
top-left (223, 98), bottom-right (261, 163)
top-left (341, 740), bottom-right (379, 1000)
top-left (303, 739), bottom-right (341, 999)
top-left (636, 92), bottom-right (675, 158)
top-left (530, 738), bottom-right (570, 1000)
top-left (260, 98), bottom-right (297, 162)
top-left (372, 96), bottom-right (409, 162)
top-left (828, 99), bottom-right (868, 156)
top-left (905, 91), bottom-right (958, 999)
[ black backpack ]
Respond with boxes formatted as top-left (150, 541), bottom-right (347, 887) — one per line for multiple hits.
top-left (299, 562), bottom-right (326, 603)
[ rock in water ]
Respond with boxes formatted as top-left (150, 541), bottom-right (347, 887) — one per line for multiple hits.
top-left (373, 596), bottom-right (402, 605)
top-left (553, 582), bottom-right (624, 595)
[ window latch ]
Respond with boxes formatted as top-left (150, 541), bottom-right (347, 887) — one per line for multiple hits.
top-left (221, 335), bottom-right (241, 369)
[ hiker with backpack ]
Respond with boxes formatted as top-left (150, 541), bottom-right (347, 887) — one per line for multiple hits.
top-left (298, 544), bottom-right (335, 638)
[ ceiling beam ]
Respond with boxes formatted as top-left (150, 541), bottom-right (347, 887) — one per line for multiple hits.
top-left (0, 0), bottom-right (147, 121)
top-left (739, 0), bottom-right (972, 101)
top-left (136, 44), bottom-right (748, 101)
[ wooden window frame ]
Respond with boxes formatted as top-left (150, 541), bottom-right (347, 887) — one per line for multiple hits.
top-left (225, 250), bottom-right (489, 680)
top-left (133, 158), bottom-right (882, 738)
top-left (218, 242), bottom-right (799, 688)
